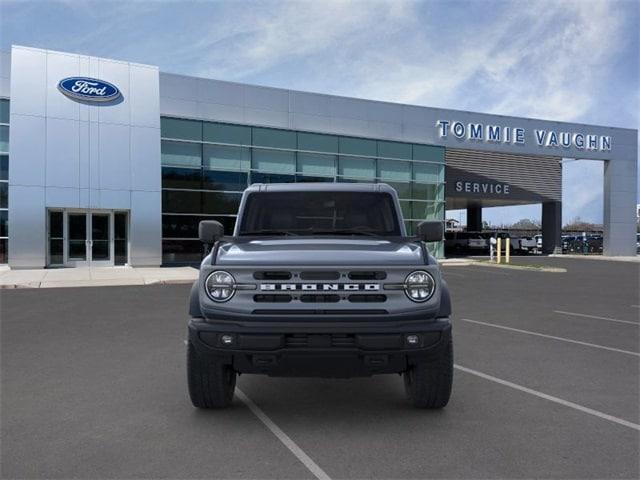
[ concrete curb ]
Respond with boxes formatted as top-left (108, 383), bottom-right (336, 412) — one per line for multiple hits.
top-left (471, 261), bottom-right (567, 273)
top-left (550, 254), bottom-right (640, 263)
top-left (0, 266), bottom-right (199, 289)
top-left (0, 278), bottom-right (196, 289)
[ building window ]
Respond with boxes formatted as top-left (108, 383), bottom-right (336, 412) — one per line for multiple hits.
top-left (252, 127), bottom-right (297, 149)
top-left (0, 99), bottom-right (8, 264)
top-left (298, 132), bottom-right (339, 153)
top-left (339, 136), bottom-right (377, 157)
top-left (160, 116), bottom-right (446, 263)
top-left (161, 117), bottom-right (202, 141)
top-left (297, 152), bottom-right (336, 179)
top-left (203, 144), bottom-right (250, 171)
top-left (161, 140), bottom-right (201, 167)
top-left (378, 140), bottom-right (412, 160)
top-left (252, 148), bottom-right (296, 174)
top-left (0, 126), bottom-right (8, 154)
top-left (338, 156), bottom-right (376, 181)
top-left (203, 122), bottom-right (251, 145)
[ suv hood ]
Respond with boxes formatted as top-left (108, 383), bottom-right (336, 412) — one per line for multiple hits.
top-left (215, 237), bottom-right (424, 266)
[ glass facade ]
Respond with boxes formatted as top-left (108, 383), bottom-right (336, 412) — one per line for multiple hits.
top-left (0, 99), bottom-right (8, 264)
top-left (160, 117), bottom-right (445, 264)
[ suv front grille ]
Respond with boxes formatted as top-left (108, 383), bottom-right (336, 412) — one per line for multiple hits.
top-left (300, 271), bottom-right (340, 280)
top-left (300, 294), bottom-right (340, 303)
top-left (348, 294), bottom-right (387, 303)
top-left (254, 294), bottom-right (292, 303)
top-left (250, 269), bottom-right (394, 307)
top-left (253, 271), bottom-right (292, 280)
top-left (348, 271), bottom-right (387, 280)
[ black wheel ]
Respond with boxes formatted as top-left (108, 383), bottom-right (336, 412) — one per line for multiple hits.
top-left (187, 342), bottom-right (236, 408)
top-left (404, 338), bottom-right (453, 408)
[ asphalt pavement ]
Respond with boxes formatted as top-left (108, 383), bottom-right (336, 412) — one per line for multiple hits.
top-left (1, 257), bottom-right (638, 479)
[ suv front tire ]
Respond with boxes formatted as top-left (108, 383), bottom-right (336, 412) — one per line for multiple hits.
top-left (404, 337), bottom-right (453, 408)
top-left (187, 342), bottom-right (236, 408)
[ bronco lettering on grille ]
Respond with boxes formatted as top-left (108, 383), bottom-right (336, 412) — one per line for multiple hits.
top-left (260, 283), bottom-right (379, 291)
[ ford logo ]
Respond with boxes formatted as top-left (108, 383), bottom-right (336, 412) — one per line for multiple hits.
top-left (57, 77), bottom-right (121, 102)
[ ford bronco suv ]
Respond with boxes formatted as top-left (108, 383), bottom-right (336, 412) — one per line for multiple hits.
top-left (187, 183), bottom-right (453, 408)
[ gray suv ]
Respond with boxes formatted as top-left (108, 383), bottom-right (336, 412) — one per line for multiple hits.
top-left (187, 183), bottom-right (453, 408)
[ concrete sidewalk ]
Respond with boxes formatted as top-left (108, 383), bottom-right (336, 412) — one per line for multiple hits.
top-left (0, 266), bottom-right (198, 289)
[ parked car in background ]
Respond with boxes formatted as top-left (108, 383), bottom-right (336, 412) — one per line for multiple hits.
top-left (444, 231), bottom-right (488, 255)
top-left (563, 234), bottom-right (603, 254)
top-left (518, 236), bottom-right (537, 254)
top-left (533, 234), bottom-right (543, 254)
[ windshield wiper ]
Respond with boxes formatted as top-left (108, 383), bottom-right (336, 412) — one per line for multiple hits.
top-left (240, 229), bottom-right (299, 236)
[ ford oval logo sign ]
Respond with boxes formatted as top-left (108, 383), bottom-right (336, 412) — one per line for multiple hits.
top-left (57, 77), bottom-right (121, 102)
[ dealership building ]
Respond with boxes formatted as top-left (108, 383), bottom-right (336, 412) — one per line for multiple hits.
top-left (0, 45), bottom-right (637, 268)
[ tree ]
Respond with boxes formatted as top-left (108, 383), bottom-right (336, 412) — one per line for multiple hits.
top-left (509, 218), bottom-right (540, 230)
top-left (563, 216), bottom-right (602, 232)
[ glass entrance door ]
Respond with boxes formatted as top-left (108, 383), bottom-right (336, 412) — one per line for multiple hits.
top-left (67, 213), bottom-right (88, 266)
top-left (90, 213), bottom-right (111, 265)
top-left (48, 209), bottom-right (129, 267)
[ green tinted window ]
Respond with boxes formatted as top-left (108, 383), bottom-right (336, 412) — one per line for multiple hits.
top-left (202, 192), bottom-right (242, 214)
top-left (386, 182), bottom-right (411, 199)
top-left (400, 201), bottom-right (412, 220)
top-left (252, 149), bottom-right (295, 174)
top-left (413, 163), bottom-right (443, 184)
top-left (0, 100), bottom-right (8, 124)
top-left (378, 141), bottom-right (411, 160)
top-left (378, 160), bottom-right (411, 181)
top-left (297, 153), bottom-right (336, 177)
top-left (297, 132), bottom-right (339, 153)
top-left (203, 144), bottom-right (250, 171)
top-left (0, 126), bottom-right (9, 153)
top-left (252, 127), bottom-right (296, 149)
top-left (339, 137), bottom-right (376, 157)
top-left (0, 155), bottom-right (7, 181)
top-left (405, 221), bottom-right (414, 236)
top-left (161, 118), bottom-right (202, 141)
top-left (338, 156), bottom-right (376, 180)
top-left (161, 141), bottom-right (201, 167)
top-left (412, 201), bottom-right (444, 221)
top-left (412, 182), bottom-right (443, 201)
top-left (203, 122), bottom-right (251, 145)
top-left (413, 144), bottom-right (444, 163)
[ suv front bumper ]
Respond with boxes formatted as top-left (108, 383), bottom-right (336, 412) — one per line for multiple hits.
top-left (188, 317), bottom-right (451, 377)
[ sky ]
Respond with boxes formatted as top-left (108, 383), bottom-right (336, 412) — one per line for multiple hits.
top-left (1, 0), bottom-right (638, 226)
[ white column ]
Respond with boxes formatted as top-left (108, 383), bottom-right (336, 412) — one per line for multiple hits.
top-left (603, 145), bottom-right (637, 256)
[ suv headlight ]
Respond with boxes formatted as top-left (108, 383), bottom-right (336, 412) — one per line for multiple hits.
top-left (205, 271), bottom-right (236, 302)
top-left (404, 270), bottom-right (436, 302)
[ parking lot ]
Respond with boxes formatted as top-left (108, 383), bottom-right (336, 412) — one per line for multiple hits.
top-left (1, 257), bottom-right (638, 479)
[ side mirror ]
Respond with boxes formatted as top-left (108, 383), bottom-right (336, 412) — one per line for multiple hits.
top-left (199, 220), bottom-right (224, 244)
top-left (416, 221), bottom-right (443, 242)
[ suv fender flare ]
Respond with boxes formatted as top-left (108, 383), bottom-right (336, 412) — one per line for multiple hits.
top-left (437, 279), bottom-right (452, 318)
top-left (189, 280), bottom-right (203, 318)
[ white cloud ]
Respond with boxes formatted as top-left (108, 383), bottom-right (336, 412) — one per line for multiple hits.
top-left (2, 0), bottom-right (634, 223)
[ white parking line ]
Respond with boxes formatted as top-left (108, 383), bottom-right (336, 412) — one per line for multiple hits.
top-left (554, 310), bottom-right (639, 326)
top-left (455, 364), bottom-right (640, 431)
top-left (236, 389), bottom-right (331, 480)
top-left (459, 318), bottom-right (640, 357)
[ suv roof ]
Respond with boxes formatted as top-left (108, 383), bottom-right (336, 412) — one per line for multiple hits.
top-left (245, 182), bottom-right (397, 194)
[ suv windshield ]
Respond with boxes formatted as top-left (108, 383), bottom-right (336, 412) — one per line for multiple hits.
top-left (238, 191), bottom-right (401, 236)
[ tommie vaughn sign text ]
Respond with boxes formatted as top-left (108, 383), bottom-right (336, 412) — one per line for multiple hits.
top-left (436, 120), bottom-right (611, 152)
